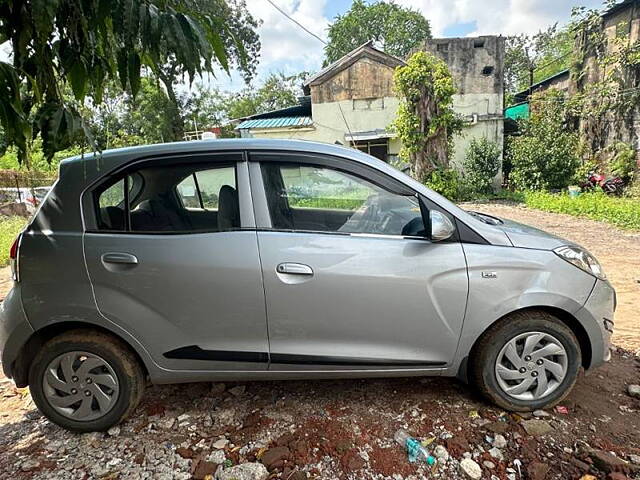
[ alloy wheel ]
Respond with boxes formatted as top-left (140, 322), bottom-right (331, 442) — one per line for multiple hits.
top-left (494, 331), bottom-right (568, 401)
top-left (42, 351), bottom-right (120, 421)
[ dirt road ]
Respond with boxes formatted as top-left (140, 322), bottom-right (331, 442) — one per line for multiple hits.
top-left (1, 204), bottom-right (639, 479)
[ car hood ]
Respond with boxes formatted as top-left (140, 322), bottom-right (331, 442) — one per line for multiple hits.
top-left (495, 217), bottom-right (573, 250)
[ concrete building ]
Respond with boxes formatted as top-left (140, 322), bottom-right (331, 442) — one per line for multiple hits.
top-left (505, 0), bottom-right (639, 162)
top-left (236, 38), bottom-right (505, 169)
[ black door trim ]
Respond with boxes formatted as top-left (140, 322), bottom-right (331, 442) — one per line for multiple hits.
top-left (164, 346), bottom-right (446, 367)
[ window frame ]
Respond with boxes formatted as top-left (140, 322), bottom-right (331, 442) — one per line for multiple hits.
top-left (249, 151), bottom-right (441, 241)
top-left (84, 151), bottom-right (248, 235)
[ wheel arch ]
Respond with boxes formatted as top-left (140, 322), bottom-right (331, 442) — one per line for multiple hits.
top-left (11, 321), bottom-right (150, 388)
top-left (458, 305), bottom-right (592, 383)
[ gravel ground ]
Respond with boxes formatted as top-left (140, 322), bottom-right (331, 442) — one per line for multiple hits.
top-left (1, 203), bottom-right (639, 480)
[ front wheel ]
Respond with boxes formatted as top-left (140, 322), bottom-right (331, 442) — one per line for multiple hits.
top-left (471, 311), bottom-right (581, 411)
top-left (29, 329), bottom-right (145, 432)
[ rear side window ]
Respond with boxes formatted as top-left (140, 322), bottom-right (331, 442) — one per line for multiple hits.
top-left (93, 161), bottom-right (240, 233)
top-left (97, 179), bottom-right (126, 230)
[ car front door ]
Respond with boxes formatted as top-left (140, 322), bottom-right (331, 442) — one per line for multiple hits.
top-left (249, 152), bottom-right (468, 370)
top-left (83, 153), bottom-right (270, 372)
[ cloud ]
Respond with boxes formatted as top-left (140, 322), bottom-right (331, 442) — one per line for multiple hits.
top-left (248, 0), bottom-right (329, 76)
top-left (396, 0), bottom-right (604, 37)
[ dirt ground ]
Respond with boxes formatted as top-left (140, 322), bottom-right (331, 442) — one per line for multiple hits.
top-left (0, 204), bottom-right (639, 480)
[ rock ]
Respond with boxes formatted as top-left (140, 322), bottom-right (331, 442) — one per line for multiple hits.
top-left (82, 431), bottom-right (103, 447)
top-left (589, 449), bottom-right (631, 474)
top-left (485, 421), bottom-right (511, 434)
top-left (229, 385), bottom-right (246, 397)
top-left (533, 409), bottom-right (550, 417)
top-left (483, 460), bottom-right (496, 469)
top-left (521, 419), bottom-right (553, 436)
top-left (159, 416), bottom-right (176, 430)
top-left (177, 413), bottom-right (190, 423)
top-left (628, 454), bottom-right (640, 466)
top-left (193, 460), bottom-right (218, 480)
top-left (460, 458), bottom-right (482, 480)
top-left (434, 445), bottom-right (449, 461)
top-left (107, 425), bottom-right (121, 437)
top-left (261, 446), bottom-right (290, 469)
top-left (20, 459), bottom-right (40, 472)
top-left (489, 447), bottom-right (504, 461)
top-left (210, 383), bottom-right (226, 395)
top-left (212, 438), bottom-right (229, 449)
top-left (527, 462), bottom-right (550, 480)
top-left (207, 450), bottom-right (226, 464)
top-left (218, 462), bottom-right (269, 480)
top-left (606, 473), bottom-right (630, 480)
top-left (176, 447), bottom-right (196, 459)
top-left (627, 385), bottom-right (640, 399)
top-left (493, 434), bottom-right (507, 449)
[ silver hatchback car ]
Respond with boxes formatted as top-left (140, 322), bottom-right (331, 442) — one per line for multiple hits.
top-left (0, 139), bottom-right (614, 432)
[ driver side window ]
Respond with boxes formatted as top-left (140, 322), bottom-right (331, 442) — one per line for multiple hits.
top-left (261, 162), bottom-right (425, 236)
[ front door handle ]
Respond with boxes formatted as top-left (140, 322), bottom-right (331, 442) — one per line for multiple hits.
top-left (102, 252), bottom-right (139, 265)
top-left (276, 262), bottom-right (313, 276)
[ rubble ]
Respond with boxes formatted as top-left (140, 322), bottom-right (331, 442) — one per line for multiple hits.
top-left (460, 458), bottom-right (482, 479)
top-left (217, 462), bottom-right (269, 480)
top-left (627, 384), bottom-right (640, 398)
top-left (1, 349), bottom-right (639, 479)
top-left (521, 419), bottom-right (553, 436)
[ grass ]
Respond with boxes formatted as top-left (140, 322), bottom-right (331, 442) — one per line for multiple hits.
top-left (522, 191), bottom-right (640, 230)
top-left (0, 216), bottom-right (26, 266)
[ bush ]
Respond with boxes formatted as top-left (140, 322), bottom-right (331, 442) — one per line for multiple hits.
top-left (608, 142), bottom-right (636, 181)
top-left (524, 191), bottom-right (640, 230)
top-left (462, 137), bottom-right (501, 195)
top-left (424, 168), bottom-right (466, 201)
top-left (0, 216), bottom-right (26, 266)
top-left (507, 90), bottom-right (579, 191)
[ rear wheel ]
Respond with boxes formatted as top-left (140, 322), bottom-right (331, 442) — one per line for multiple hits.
top-left (29, 329), bottom-right (145, 432)
top-left (471, 311), bottom-right (581, 411)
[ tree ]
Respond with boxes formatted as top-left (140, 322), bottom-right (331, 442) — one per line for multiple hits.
top-left (392, 52), bottom-right (461, 182)
top-left (153, 0), bottom-right (261, 141)
top-left (0, 0), bottom-right (259, 164)
top-left (226, 72), bottom-right (308, 120)
top-left (324, 0), bottom-right (430, 64)
top-left (504, 24), bottom-right (574, 98)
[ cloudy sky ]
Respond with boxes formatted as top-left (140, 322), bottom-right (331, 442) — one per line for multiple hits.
top-left (216, 0), bottom-right (605, 91)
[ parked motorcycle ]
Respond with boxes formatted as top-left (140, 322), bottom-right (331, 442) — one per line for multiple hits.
top-left (581, 171), bottom-right (625, 195)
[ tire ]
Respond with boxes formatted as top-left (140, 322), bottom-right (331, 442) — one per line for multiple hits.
top-left (470, 310), bottom-right (581, 412)
top-left (28, 329), bottom-right (145, 432)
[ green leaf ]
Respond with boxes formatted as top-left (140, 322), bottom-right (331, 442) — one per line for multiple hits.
top-left (128, 51), bottom-right (141, 97)
top-left (69, 61), bottom-right (88, 100)
top-left (117, 48), bottom-right (128, 90)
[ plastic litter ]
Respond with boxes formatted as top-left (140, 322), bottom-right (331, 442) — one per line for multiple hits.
top-left (555, 405), bottom-right (569, 414)
top-left (394, 429), bottom-right (436, 465)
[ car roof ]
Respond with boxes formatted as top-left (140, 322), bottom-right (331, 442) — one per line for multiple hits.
top-left (60, 138), bottom-right (384, 172)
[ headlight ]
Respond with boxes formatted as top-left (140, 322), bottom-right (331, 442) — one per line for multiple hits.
top-left (553, 245), bottom-right (606, 280)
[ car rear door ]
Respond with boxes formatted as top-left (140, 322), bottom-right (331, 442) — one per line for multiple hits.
top-left (83, 152), bottom-right (270, 372)
top-left (249, 152), bottom-right (469, 370)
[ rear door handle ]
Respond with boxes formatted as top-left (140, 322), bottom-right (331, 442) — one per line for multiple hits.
top-left (276, 262), bottom-right (313, 275)
top-left (102, 252), bottom-right (139, 265)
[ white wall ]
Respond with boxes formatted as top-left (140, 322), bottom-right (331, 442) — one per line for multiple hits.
top-left (244, 93), bottom-right (504, 173)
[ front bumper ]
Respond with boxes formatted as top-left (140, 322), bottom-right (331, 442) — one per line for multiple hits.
top-left (574, 279), bottom-right (616, 370)
top-left (0, 286), bottom-right (33, 379)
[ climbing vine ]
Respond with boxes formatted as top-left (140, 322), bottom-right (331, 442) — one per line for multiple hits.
top-left (566, 4), bottom-right (640, 155)
top-left (391, 51), bottom-right (461, 182)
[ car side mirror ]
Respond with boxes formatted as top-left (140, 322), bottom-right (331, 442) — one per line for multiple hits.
top-left (430, 210), bottom-right (455, 242)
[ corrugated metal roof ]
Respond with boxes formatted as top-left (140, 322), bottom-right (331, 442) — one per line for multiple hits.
top-left (235, 116), bottom-right (313, 130)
